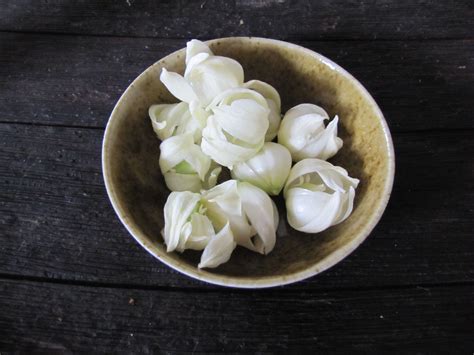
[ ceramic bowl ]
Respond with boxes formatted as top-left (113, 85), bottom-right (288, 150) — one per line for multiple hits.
top-left (102, 37), bottom-right (395, 288)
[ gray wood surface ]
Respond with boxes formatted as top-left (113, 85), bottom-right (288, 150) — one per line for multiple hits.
top-left (1, 33), bottom-right (473, 132)
top-left (1, 279), bottom-right (472, 353)
top-left (1, 0), bottom-right (473, 40)
top-left (1, 124), bottom-right (472, 289)
top-left (1, 0), bottom-right (473, 352)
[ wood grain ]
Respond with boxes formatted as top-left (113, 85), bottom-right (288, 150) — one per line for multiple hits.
top-left (1, 2), bottom-right (473, 352)
top-left (1, 123), bottom-right (472, 289)
top-left (0, 279), bottom-right (472, 352)
top-left (1, 33), bottom-right (472, 132)
top-left (1, 0), bottom-right (473, 40)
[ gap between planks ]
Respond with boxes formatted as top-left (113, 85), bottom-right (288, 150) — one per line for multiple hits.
top-left (1, 29), bottom-right (474, 42)
top-left (0, 273), bottom-right (472, 294)
top-left (0, 120), bottom-right (472, 135)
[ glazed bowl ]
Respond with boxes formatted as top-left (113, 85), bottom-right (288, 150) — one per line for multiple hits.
top-left (102, 37), bottom-right (395, 288)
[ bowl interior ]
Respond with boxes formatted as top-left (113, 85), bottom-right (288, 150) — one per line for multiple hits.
top-left (102, 38), bottom-right (394, 287)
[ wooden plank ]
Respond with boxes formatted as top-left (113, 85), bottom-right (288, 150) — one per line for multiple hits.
top-left (1, 0), bottom-right (473, 40)
top-left (0, 279), bottom-right (472, 352)
top-left (0, 33), bottom-right (472, 132)
top-left (0, 123), bottom-right (472, 289)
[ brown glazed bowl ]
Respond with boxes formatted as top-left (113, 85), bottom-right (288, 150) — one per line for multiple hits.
top-left (102, 37), bottom-right (395, 288)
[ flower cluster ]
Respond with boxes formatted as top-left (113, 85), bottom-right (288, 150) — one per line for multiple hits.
top-left (149, 40), bottom-right (358, 268)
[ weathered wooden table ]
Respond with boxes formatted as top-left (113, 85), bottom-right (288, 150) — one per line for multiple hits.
top-left (1, 1), bottom-right (473, 352)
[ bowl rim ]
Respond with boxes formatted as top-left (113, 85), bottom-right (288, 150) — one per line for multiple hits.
top-left (102, 37), bottom-right (395, 289)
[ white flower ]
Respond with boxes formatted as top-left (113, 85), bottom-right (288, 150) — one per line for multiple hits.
top-left (160, 40), bottom-right (244, 107)
top-left (163, 190), bottom-right (213, 252)
top-left (278, 103), bottom-right (343, 161)
top-left (244, 80), bottom-right (282, 141)
top-left (202, 180), bottom-right (278, 255)
top-left (149, 101), bottom-right (206, 142)
top-left (159, 133), bottom-right (221, 192)
top-left (231, 142), bottom-right (291, 195)
top-left (201, 88), bottom-right (270, 168)
top-left (284, 159), bottom-right (359, 233)
top-left (162, 191), bottom-right (236, 269)
top-left (198, 222), bottom-right (236, 269)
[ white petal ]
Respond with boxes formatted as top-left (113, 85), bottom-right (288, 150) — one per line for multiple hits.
top-left (163, 191), bottom-right (201, 252)
top-left (284, 158), bottom-right (342, 194)
top-left (278, 103), bottom-right (343, 161)
top-left (285, 188), bottom-right (343, 233)
top-left (317, 167), bottom-right (358, 193)
top-left (159, 134), bottom-right (212, 191)
top-left (202, 180), bottom-right (279, 255)
top-left (244, 80), bottom-right (281, 110)
top-left (201, 115), bottom-right (263, 168)
top-left (187, 214), bottom-right (215, 248)
top-left (160, 68), bottom-right (197, 103)
top-left (317, 115), bottom-right (343, 160)
top-left (212, 99), bottom-right (269, 144)
top-left (208, 87), bottom-right (279, 142)
top-left (198, 223), bottom-right (236, 268)
top-left (202, 180), bottom-right (256, 251)
top-left (271, 199), bottom-right (280, 231)
top-left (185, 56), bottom-right (244, 105)
top-left (186, 39), bottom-right (213, 64)
top-left (243, 81), bottom-right (282, 141)
top-left (278, 111), bottom-right (326, 158)
top-left (185, 52), bottom-right (211, 75)
top-left (163, 171), bottom-right (202, 192)
top-left (265, 99), bottom-right (282, 141)
top-left (202, 180), bottom-right (243, 217)
top-left (189, 100), bottom-right (210, 130)
top-left (203, 165), bottom-right (222, 190)
top-left (237, 182), bottom-right (277, 254)
top-left (232, 142), bottom-right (291, 195)
top-left (207, 87), bottom-right (268, 109)
top-left (201, 137), bottom-right (260, 168)
top-left (283, 158), bottom-right (359, 233)
top-left (332, 186), bottom-right (356, 225)
top-left (297, 116), bottom-right (343, 161)
top-left (159, 134), bottom-right (210, 179)
top-left (201, 89), bottom-right (269, 167)
top-left (159, 133), bottom-right (194, 173)
top-left (284, 103), bottom-right (329, 121)
top-left (176, 213), bottom-right (214, 252)
top-left (148, 102), bottom-right (189, 140)
top-left (149, 102), bottom-right (198, 141)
